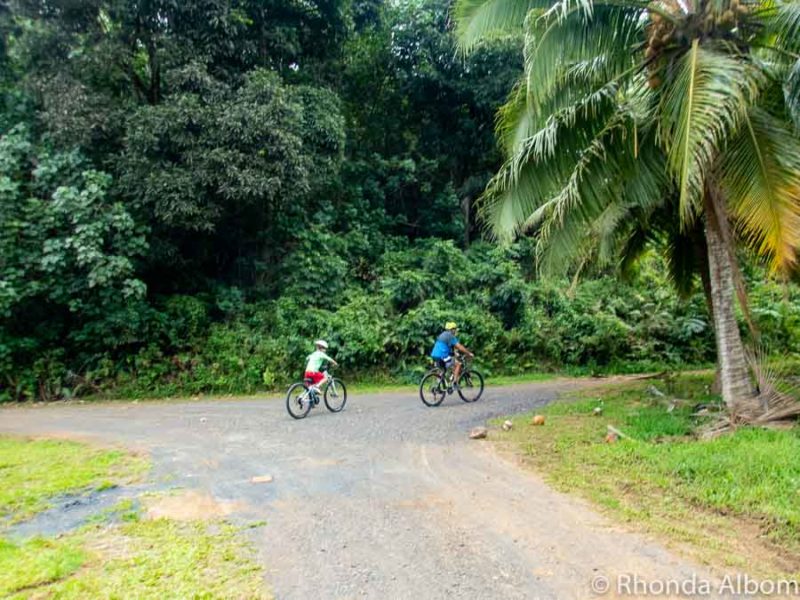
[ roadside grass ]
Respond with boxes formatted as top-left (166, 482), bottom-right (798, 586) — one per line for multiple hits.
top-left (351, 370), bottom-right (558, 394)
top-left (0, 436), bottom-right (148, 522)
top-left (1, 517), bottom-right (266, 599)
top-left (483, 372), bottom-right (558, 386)
top-left (72, 369), bottom-right (562, 403)
top-left (53, 357), bottom-right (711, 404)
top-left (0, 536), bottom-right (86, 597)
top-left (493, 373), bottom-right (800, 578)
top-left (0, 436), bottom-right (268, 599)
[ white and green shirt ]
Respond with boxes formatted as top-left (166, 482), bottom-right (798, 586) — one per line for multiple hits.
top-left (305, 350), bottom-right (334, 372)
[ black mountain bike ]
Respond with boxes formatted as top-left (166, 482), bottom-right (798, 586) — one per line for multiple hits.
top-left (419, 352), bottom-right (484, 407)
top-left (286, 368), bottom-right (347, 419)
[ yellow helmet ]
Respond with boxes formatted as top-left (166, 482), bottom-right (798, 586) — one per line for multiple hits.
top-left (445, 321), bottom-right (457, 330)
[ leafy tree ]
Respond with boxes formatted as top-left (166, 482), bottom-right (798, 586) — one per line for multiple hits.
top-left (0, 125), bottom-right (148, 399)
top-left (341, 0), bottom-right (522, 242)
top-left (9, 0), bottom-right (353, 92)
top-left (455, 0), bottom-right (800, 422)
top-left (116, 66), bottom-right (345, 291)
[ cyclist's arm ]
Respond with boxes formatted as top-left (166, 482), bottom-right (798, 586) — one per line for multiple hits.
top-left (322, 352), bottom-right (339, 368)
top-left (454, 342), bottom-right (474, 358)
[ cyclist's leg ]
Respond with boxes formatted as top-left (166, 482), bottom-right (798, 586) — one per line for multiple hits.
top-left (305, 371), bottom-right (325, 393)
top-left (439, 356), bottom-right (455, 391)
top-left (452, 356), bottom-right (462, 384)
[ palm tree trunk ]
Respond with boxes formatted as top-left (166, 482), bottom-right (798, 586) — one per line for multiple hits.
top-left (703, 187), bottom-right (755, 411)
top-left (693, 231), bottom-right (722, 393)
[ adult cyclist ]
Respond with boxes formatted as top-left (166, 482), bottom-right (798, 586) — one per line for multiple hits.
top-left (430, 322), bottom-right (474, 390)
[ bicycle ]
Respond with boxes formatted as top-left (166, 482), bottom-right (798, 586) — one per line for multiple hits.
top-left (419, 352), bottom-right (484, 407)
top-left (286, 368), bottom-right (348, 419)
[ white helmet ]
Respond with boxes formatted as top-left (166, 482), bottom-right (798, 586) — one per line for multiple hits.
top-left (314, 339), bottom-right (329, 349)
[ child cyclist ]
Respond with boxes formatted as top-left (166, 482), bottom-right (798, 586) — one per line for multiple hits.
top-left (304, 339), bottom-right (338, 393)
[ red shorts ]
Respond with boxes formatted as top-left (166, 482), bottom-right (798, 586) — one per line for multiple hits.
top-left (304, 371), bottom-right (325, 385)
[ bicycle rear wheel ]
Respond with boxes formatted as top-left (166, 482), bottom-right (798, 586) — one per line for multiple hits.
top-left (457, 369), bottom-right (484, 403)
top-left (419, 371), bottom-right (446, 407)
top-left (286, 382), bottom-right (313, 419)
top-left (324, 379), bottom-right (347, 412)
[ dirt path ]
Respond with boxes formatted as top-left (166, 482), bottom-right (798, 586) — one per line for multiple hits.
top-left (0, 380), bottom-right (715, 599)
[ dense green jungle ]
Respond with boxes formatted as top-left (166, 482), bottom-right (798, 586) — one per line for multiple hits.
top-left (1, 0), bottom-right (798, 401)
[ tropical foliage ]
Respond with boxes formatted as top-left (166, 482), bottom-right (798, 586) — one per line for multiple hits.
top-left (454, 0), bottom-right (800, 421)
top-left (1, 0), bottom-right (798, 402)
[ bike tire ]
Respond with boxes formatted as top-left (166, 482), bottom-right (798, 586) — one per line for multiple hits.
top-left (286, 382), bottom-right (313, 419)
top-left (419, 371), bottom-right (447, 407)
top-left (457, 369), bottom-right (484, 403)
top-left (324, 379), bottom-right (347, 412)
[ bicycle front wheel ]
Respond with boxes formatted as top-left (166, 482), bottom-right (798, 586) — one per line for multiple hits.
top-left (419, 371), bottom-right (446, 407)
top-left (457, 369), bottom-right (484, 403)
top-left (324, 379), bottom-right (347, 412)
top-left (286, 382), bottom-right (313, 419)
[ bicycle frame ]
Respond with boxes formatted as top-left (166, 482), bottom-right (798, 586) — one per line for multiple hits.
top-left (420, 350), bottom-right (483, 406)
top-left (435, 352), bottom-right (470, 377)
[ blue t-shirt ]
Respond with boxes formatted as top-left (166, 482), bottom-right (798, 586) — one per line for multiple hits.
top-left (431, 331), bottom-right (458, 359)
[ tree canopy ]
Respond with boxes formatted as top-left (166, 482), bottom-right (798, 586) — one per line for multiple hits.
top-left (1, 0), bottom-right (798, 402)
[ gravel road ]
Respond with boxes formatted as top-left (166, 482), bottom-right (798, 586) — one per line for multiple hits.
top-left (0, 380), bottom-right (715, 599)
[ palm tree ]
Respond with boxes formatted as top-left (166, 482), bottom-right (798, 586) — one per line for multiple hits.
top-left (454, 0), bottom-right (800, 422)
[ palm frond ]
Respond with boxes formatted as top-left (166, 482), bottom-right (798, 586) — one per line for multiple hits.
top-left (496, 80), bottom-right (536, 156)
top-left (524, 4), bottom-right (644, 113)
top-left (720, 107), bottom-right (800, 273)
top-left (658, 41), bottom-right (763, 227)
top-left (759, 0), bottom-right (800, 56)
top-left (618, 220), bottom-right (653, 279)
top-left (786, 58), bottom-right (800, 130)
top-left (663, 225), bottom-right (702, 297)
top-left (492, 3), bottom-right (644, 158)
top-left (537, 131), bottom-right (669, 274)
top-left (482, 93), bottom-right (667, 274)
top-left (453, 0), bottom-right (544, 54)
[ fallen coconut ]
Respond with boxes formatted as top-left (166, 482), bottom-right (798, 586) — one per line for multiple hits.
top-left (502, 420), bottom-right (513, 431)
top-left (604, 433), bottom-right (619, 444)
top-left (469, 426), bottom-right (488, 439)
top-left (531, 415), bottom-right (546, 426)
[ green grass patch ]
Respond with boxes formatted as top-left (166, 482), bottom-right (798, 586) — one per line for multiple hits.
top-left (110, 369), bottom-right (562, 401)
top-left (350, 370), bottom-right (558, 394)
top-left (0, 438), bottom-right (269, 599)
top-left (0, 536), bottom-right (86, 597)
top-left (0, 436), bottom-right (148, 522)
top-left (0, 518), bottom-right (267, 599)
top-left (495, 373), bottom-right (800, 577)
top-left (80, 361), bottom-right (695, 403)
top-left (483, 372), bottom-right (558, 386)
